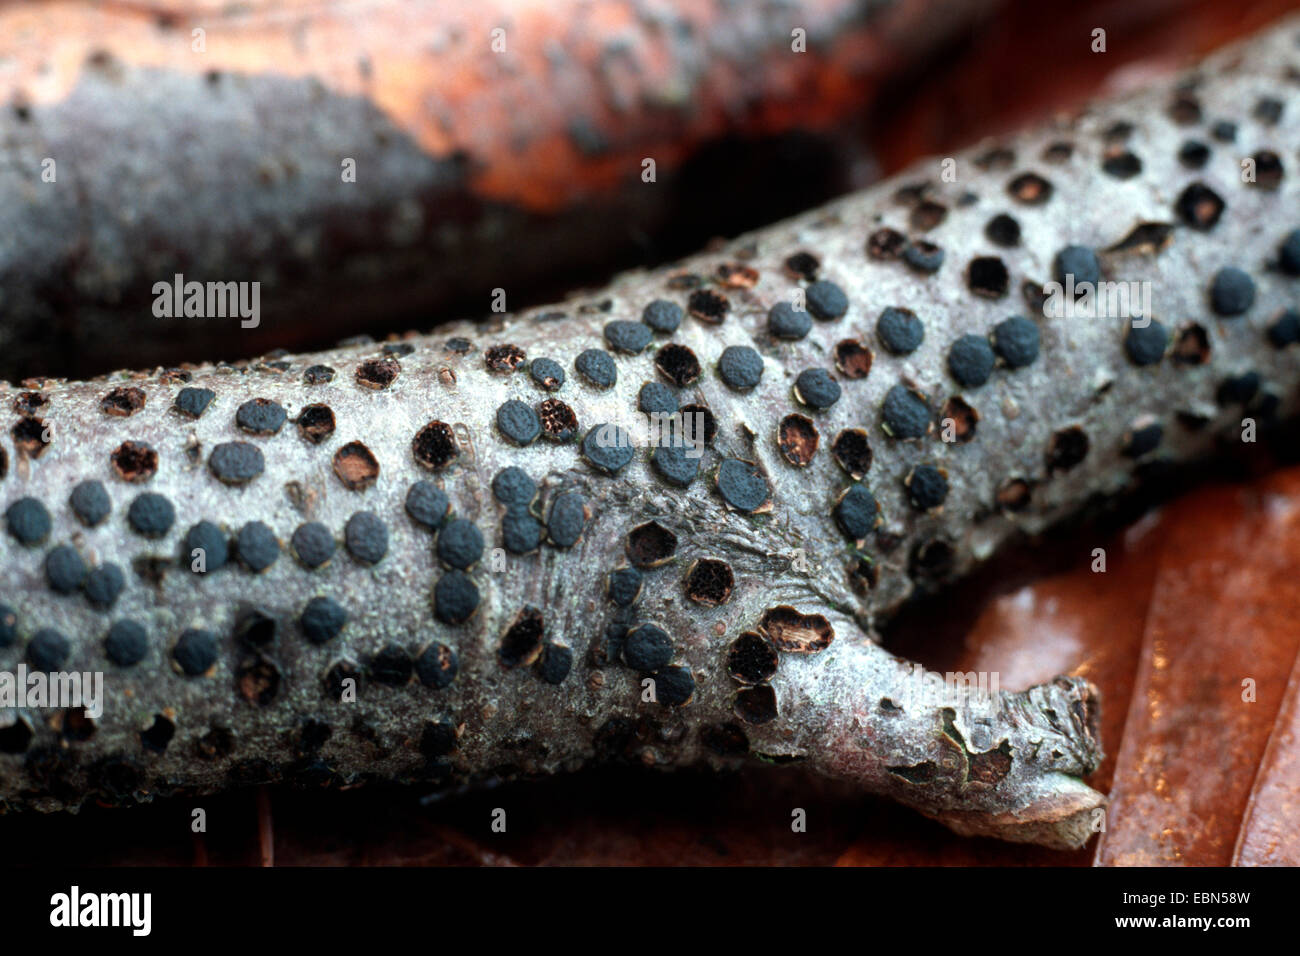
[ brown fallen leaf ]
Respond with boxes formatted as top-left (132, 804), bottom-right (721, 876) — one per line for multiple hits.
top-left (1233, 653), bottom-right (1300, 865)
top-left (1097, 472), bottom-right (1300, 866)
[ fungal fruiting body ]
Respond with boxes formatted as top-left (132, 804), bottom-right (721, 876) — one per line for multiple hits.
top-left (2, 18), bottom-right (1299, 849)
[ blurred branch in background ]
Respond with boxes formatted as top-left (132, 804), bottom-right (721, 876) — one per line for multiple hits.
top-left (0, 0), bottom-right (998, 379)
